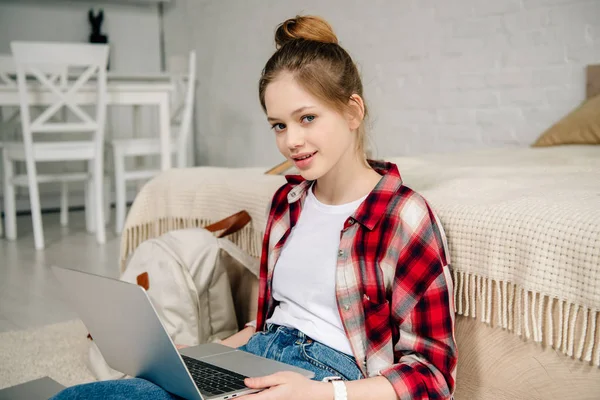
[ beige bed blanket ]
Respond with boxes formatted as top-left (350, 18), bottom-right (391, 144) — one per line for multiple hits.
top-left (120, 145), bottom-right (600, 367)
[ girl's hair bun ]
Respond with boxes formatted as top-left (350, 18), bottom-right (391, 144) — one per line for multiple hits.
top-left (274, 15), bottom-right (338, 49)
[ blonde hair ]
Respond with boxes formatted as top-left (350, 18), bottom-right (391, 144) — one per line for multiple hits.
top-left (258, 15), bottom-right (369, 155)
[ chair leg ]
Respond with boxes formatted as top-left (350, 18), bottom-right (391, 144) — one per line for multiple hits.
top-left (60, 182), bottom-right (69, 227)
top-left (24, 156), bottom-right (44, 250)
top-left (84, 176), bottom-right (95, 233)
top-left (114, 147), bottom-right (126, 234)
top-left (0, 151), bottom-right (3, 238)
top-left (104, 176), bottom-right (111, 226)
top-left (2, 152), bottom-right (17, 240)
top-left (93, 158), bottom-right (106, 245)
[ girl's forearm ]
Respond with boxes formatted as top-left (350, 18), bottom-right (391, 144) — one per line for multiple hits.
top-left (313, 376), bottom-right (397, 400)
top-left (220, 326), bottom-right (256, 348)
top-left (345, 376), bottom-right (397, 400)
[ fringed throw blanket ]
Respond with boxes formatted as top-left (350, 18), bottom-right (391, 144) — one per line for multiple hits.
top-left (120, 146), bottom-right (600, 367)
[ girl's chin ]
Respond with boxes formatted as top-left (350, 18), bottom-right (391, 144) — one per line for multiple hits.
top-left (298, 167), bottom-right (324, 181)
top-left (293, 156), bottom-right (330, 181)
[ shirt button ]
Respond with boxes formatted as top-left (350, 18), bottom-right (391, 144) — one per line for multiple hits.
top-left (338, 249), bottom-right (344, 257)
top-left (344, 305), bottom-right (350, 311)
top-left (348, 218), bottom-right (354, 225)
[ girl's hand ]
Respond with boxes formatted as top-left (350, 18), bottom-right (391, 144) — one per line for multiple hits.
top-left (241, 371), bottom-right (331, 400)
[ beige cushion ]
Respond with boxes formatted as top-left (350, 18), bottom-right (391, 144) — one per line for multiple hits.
top-left (533, 95), bottom-right (600, 146)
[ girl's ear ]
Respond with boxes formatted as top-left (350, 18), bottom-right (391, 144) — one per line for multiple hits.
top-left (346, 94), bottom-right (365, 131)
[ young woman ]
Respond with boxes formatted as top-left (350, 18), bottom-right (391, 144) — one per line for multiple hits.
top-left (52, 15), bottom-right (457, 400)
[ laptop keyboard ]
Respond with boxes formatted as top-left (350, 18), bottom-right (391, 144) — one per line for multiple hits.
top-left (182, 355), bottom-right (249, 397)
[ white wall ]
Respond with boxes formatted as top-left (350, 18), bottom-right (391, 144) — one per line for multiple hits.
top-left (0, 0), bottom-right (161, 74)
top-left (165, 0), bottom-right (600, 167)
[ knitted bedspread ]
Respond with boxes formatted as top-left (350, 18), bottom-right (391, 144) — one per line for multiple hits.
top-left (120, 145), bottom-right (600, 367)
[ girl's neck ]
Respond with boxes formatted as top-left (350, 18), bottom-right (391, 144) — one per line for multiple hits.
top-left (313, 151), bottom-right (381, 206)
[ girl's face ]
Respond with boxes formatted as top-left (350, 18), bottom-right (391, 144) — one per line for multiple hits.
top-left (264, 72), bottom-right (357, 181)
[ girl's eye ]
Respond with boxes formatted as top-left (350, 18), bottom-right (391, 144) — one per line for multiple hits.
top-left (301, 115), bottom-right (315, 123)
top-left (271, 123), bottom-right (286, 133)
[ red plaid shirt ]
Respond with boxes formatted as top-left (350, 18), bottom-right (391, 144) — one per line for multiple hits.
top-left (255, 160), bottom-right (457, 400)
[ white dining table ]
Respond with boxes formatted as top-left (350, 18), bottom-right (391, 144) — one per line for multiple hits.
top-left (0, 72), bottom-right (175, 170)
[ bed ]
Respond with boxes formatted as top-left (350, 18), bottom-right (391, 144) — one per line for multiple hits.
top-left (119, 68), bottom-right (600, 399)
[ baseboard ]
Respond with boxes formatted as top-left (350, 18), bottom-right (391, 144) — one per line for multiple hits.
top-left (0, 189), bottom-right (138, 216)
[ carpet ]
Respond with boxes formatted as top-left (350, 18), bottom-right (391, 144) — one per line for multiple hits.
top-left (0, 319), bottom-right (95, 390)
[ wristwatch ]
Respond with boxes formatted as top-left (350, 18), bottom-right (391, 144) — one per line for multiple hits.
top-left (331, 380), bottom-right (347, 400)
top-left (319, 377), bottom-right (346, 400)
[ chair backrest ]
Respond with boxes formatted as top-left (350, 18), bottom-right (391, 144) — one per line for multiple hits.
top-left (0, 53), bottom-right (69, 141)
top-left (0, 54), bottom-right (19, 141)
top-left (169, 50), bottom-right (196, 168)
top-left (0, 53), bottom-right (68, 89)
top-left (0, 54), bottom-right (17, 87)
top-left (10, 41), bottom-right (109, 152)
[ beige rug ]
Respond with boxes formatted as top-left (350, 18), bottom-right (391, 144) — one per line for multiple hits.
top-left (0, 319), bottom-right (95, 390)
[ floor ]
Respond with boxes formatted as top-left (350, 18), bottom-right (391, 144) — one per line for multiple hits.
top-left (0, 210), bottom-right (122, 333)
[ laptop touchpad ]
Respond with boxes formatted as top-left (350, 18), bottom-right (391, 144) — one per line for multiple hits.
top-left (202, 350), bottom-right (314, 379)
top-left (179, 343), bottom-right (235, 359)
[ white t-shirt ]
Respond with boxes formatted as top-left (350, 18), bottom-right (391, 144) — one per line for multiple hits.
top-left (266, 185), bottom-right (367, 355)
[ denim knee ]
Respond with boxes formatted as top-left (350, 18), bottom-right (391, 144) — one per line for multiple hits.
top-left (50, 378), bottom-right (181, 400)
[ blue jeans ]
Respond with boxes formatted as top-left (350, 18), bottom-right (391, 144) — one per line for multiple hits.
top-left (51, 324), bottom-right (363, 399)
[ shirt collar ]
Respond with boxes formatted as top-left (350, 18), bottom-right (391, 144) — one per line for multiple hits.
top-left (284, 160), bottom-right (403, 230)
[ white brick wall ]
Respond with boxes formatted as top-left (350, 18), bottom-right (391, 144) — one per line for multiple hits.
top-left (165, 0), bottom-right (600, 167)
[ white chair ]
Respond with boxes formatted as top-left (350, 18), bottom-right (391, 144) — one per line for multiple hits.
top-left (3, 41), bottom-right (109, 249)
top-left (111, 50), bottom-right (196, 233)
top-left (0, 53), bottom-right (72, 239)
top-left (0, 54), bottom-right (21, 238)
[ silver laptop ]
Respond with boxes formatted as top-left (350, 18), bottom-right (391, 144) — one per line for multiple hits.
top-left (52, 266), bottom-right (314, 400)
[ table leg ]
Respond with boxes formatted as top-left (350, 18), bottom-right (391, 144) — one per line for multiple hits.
top-left (158, 94), bottom-right (171, 170)
top-left (132, 104), bottom-right (144, 170)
